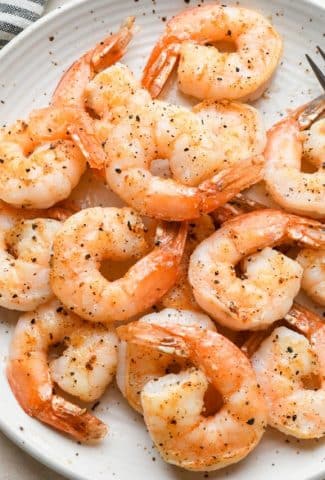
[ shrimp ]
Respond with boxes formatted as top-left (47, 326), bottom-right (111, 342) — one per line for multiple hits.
top-left (52, 17), bottom-right (135, 109)
top-left (189, 209), bottom-right (325, 330)
top-left (52, 17), bottom-right (135, 168)
top-left (50, 324), bottom-right (118, 403)
top-left (51, 207), bottom-right (187, 322)
top-left (160, 215), bottom-right (215, 311)
top-left (296, 248), bottom-right (325, 306)
top-left (264, 95), bottom-right (325, 219)
top-left (142, 4), bottom-right (282, 101)
top-left (96, 64), bottom-right (264, 220)
top-left (117, 320), bottom-right (267, 471)
top-left (250, 304), bottom-right (325, 439)
top-left (214, 197), bottom-right (325, 307)
top-left (0, 107), bottom-right (87, 208)
top-left (117, 308), bottom-right (216, 413)
top-left (0, 210), bottom-right (61, 311)
top-left (193, 100), bottom-right (266, 168)
top-left (7, 300), bottom-right (111, 441)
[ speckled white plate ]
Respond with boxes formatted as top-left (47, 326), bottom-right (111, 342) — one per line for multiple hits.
top-left (0, 0), bottom-right (324, 479)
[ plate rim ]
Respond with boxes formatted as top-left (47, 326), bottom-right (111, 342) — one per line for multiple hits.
top-left (0, 0), bottom-right (324, 478)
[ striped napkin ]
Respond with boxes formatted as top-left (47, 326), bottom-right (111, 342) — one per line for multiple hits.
top-left (0, 0), bottom-right (48, 48)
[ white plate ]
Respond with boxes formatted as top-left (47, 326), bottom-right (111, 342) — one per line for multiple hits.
top-left (0, 0), bottom-right (324, 479)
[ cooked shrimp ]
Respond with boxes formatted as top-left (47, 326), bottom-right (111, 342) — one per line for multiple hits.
top-left (0, 107), bottom-right (87, 208)
top-left (296, 248), bottom-right (325, 306)
top-left (117, 308), bottom-right (215, 413)
top-left (7, 300), bottom-right (109, 441)
top-left (95, 64), bottom-right (264, 220)
top-left (142, 4), bottom-right (282, 101)
top-left (52, 17), bottom-right (134, 168)
top-left (87, 68), bottom-right (266, 164)
top-left (264, 96), bottom-right (325, 219)
top-left (51, 207), bottom-right (187, 322)
top-left (83, 63), bottom-right (148, 146)
top-left (50, 324), bottom-right (118, 403)
top-left (160, 215), bottom-right (215, 311)
top-left (0, 211), bottom-right (60, 311)
top-left (118, 320), bottom-right (267, 471)
top-left (52, 17), bottom-right (134, 109)
top-left (193, 100), bottom-right (266, 168)
top-left (250, 304), bottom-right (325, 439)
top-left (189, 209), bottom-right (325, 330)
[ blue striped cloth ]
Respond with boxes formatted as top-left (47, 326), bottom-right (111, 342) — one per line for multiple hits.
top-left (0, 0), bottom-right (47, 48)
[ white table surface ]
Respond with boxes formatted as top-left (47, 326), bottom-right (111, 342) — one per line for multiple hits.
top-left (0, 3), bottom-right (69, 478)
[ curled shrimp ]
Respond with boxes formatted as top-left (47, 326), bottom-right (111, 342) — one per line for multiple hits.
top-left (52, 17), bottom-right (135, 168)
top-left (0, 107), bottom-right (87, 209)
top-left (264, 95), bottom-right (325, 219)
top-left (296, 248), bottom-right (325, 306)
top-left (7, 300), bottom-right (111, 442)
top-left (50, 322), bottom-right (118, 403)
top-left (51, 207), bottom-right (187, 322)
top-left (118, 320), bottom-right (267, 471)
top-left (117, 308), bottom-right (215, 413)
top-left (142, 4), bottom-right (282, 101)
top-left (93, 64), bottom-right (264, 221)
top-left (160, 215), bottom-right (215, 311)
top-left (249, 304), bottom-right (325, 439)
top-left (0, 210), bottom-right (61, 311)
top-left (189, 209), bottom-right (325, 330)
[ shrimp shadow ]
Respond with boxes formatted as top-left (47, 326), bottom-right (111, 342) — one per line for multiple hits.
top-left (161, 454), bottom-right (248, 480)
top-left (266, 426), bottom-right (325, 453)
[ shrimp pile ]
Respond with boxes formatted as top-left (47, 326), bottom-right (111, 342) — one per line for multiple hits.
top-left (1, 3), bottom-right (324, 475)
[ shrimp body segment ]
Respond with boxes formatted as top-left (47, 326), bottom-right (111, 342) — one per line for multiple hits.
top-left (50, 325), bottom-right (118, 403)
top-left (297, 248), bottom-right (325, 306)
top-left (0, 212), bottom-right (60, 311)
top-left (189, 209), bottom-right (325, 330)
top-left (251, 305), bottom-right (325, 439)
top-left (142, 4), bottom-right (282, 101)
top-left (0, 107), bottom-right (87, 209)
top-left (118, 321), bottom-right (267, 471)
top-left (264, 105), bottom-right (325, 219)
top-left (193, 100), bottom-right (267, 169)
top-left (94, 64), bottom-right (264, 221)
top-left (160, 215), bottom-right (215, 311)
top-left (117, 308), bottom-right (216, 413)
top-left (51, 207), bottom-right (187, 322)
top-left (7, 300), bottom-right (110, 441)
